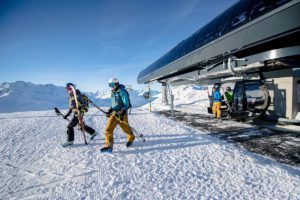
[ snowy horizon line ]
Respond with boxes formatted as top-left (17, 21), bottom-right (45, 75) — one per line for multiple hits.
top-left (0, 80), bottom-right (156, 94)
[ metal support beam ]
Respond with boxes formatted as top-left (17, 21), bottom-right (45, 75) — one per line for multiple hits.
top-left (161, 82), bottom-right (168, 105)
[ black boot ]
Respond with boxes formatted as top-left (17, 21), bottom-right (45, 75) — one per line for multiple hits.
top-left (100, 146), bottom-right (113, 153)
top-left (126, 141), bottom-right (133, 147)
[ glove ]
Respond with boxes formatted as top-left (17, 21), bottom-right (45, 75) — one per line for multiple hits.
top-left (63, 115), bottom-right (69, 119)
top-left (106, 107), bottom-right (113, 117)
top-left (117, 109), bottom-right (126, 121)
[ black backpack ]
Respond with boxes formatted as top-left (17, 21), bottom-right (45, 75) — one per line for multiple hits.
top-left (81, 94), bottom-right (89, 112)
top-left (76, 89), bottom-right (89, 112)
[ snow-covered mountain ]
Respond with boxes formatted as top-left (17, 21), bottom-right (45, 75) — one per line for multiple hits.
top-left (94, 88), bottom-right (159, 108)
top-left (0, 81), bottom-right (159, 113)
top-left (0, 81), bottom-right (69, 113)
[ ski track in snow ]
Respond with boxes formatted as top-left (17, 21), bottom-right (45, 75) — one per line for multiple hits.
top-left (0, 108), bottom-right (300, 200)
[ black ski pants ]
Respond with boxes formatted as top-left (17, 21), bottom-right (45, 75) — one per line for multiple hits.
top-left (67, 115), bottom-right (95, 142)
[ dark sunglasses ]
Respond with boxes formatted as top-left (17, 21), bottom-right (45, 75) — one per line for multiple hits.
top-left (66, 87), bottom-right (73, 93)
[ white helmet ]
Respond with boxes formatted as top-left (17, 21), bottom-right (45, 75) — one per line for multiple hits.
top-left (108, 78), bottom-right (119, 84)
top-left (108, 78), bottom-right (119, 88)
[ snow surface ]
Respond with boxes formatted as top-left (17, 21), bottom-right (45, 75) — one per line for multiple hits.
top-left (0, 108), bottom-right (300, 199)
top-left (1, 84), bottom-right (299, 199)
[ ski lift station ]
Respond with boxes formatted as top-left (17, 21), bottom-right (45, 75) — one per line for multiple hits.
top-left (137, 0), bottom-right (300, 121)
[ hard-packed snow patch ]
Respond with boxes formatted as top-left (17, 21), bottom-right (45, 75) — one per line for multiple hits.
top-left (0, 108), bottom-right (299, 199)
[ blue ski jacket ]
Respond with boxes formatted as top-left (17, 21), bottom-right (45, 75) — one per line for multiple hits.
top-left (213, 89), bottom-right (222, 102)
top-left (111, 86), bottom-right (130, 112)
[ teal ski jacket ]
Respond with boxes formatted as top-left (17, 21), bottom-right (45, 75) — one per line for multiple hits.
top-left (111, 88), bottom-right (130, 112)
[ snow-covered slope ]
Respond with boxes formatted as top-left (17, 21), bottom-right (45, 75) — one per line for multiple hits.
top-left (0, 81), bottom-right (157, 113)
top-left (0, 81), bottom-right (68, 113)
top-left (0, 108), bottom-right (299, 199)
top-left (143, 84), bottom-right (209, 113)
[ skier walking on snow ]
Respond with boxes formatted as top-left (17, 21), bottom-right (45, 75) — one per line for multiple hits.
top-left (62, 83), bottom-right (98, 147)
top-left (212, 86), bottom-right (222, 119)
top-left (100, 78), bottom-right (135, 153)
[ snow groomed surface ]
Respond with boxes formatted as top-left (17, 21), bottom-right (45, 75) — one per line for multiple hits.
top-left (0, 109), bottom-right (299, 199)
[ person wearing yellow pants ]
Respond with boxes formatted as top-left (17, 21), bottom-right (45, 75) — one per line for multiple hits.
top-left (101, 78), bottom-right (135, 153)
top-left (105, 114), bottom-right (135, 149)
top-left (212, 101), bottom-right (221, 119)
top-left (212, 86), bottom-right (222, 119)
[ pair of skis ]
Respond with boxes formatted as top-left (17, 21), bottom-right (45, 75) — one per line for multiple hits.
top-left (70, 86), bottom-right (88, 145)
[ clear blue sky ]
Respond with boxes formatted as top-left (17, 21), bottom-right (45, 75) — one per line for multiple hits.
top-left (0, 0), bottom-right (237, 92)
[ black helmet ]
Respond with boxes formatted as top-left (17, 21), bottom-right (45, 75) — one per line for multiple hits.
top-left (65, 83), bottom-right (75, 89)
top-left (226, 86), bottom-right (232, 91)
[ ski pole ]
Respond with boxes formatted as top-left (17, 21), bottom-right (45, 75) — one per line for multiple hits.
top-left (112, 112), bottom-right (145, 142)
top-left (88, 99), bottom-right (107, 115)
top-left (54, 107), bottom-right (70, 122)
top-left (54, 107), bottom-right (84, 131)
top-left (88, 101), bottom-right (145, 142)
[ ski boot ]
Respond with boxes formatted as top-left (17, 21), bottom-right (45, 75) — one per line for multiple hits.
top-left (126, 135), bottom-right (135, 147)
top-left (100, 146), bottom-right (113, 153)
top-left (90, 131), bottom-right (98, 140)
top-left (126, 141), bottom-right (134, 147)
top-left (61, 141), bottom-right (74, 148)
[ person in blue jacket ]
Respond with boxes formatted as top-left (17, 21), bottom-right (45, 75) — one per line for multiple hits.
top-left (212, 86), bottom-right (222, 119)
top-left (100, 78), bottom-right (135, 152)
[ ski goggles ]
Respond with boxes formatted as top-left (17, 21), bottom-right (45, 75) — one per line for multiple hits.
top-left (66, 87), bottom-right (73, 93)
top-left (109, 82), bottom-right (116, 88)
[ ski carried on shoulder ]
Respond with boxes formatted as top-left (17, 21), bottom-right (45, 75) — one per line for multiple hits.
top-left (69, 85), bottom-right (88, 145)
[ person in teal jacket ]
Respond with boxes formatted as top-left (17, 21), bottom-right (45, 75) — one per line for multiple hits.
top-left (212, 86), bottom-right (222, 119)
top-left (100, 78), bottom-right (135, 152)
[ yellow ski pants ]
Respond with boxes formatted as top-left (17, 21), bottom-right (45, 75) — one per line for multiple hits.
top-left (105, 114), bottom-right (135, 147)
top-left (212, 102), bottom-right (221, 119)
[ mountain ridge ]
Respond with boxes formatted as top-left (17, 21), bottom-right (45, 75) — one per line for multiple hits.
top-left (0, 81), bottom-right (158, 113)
